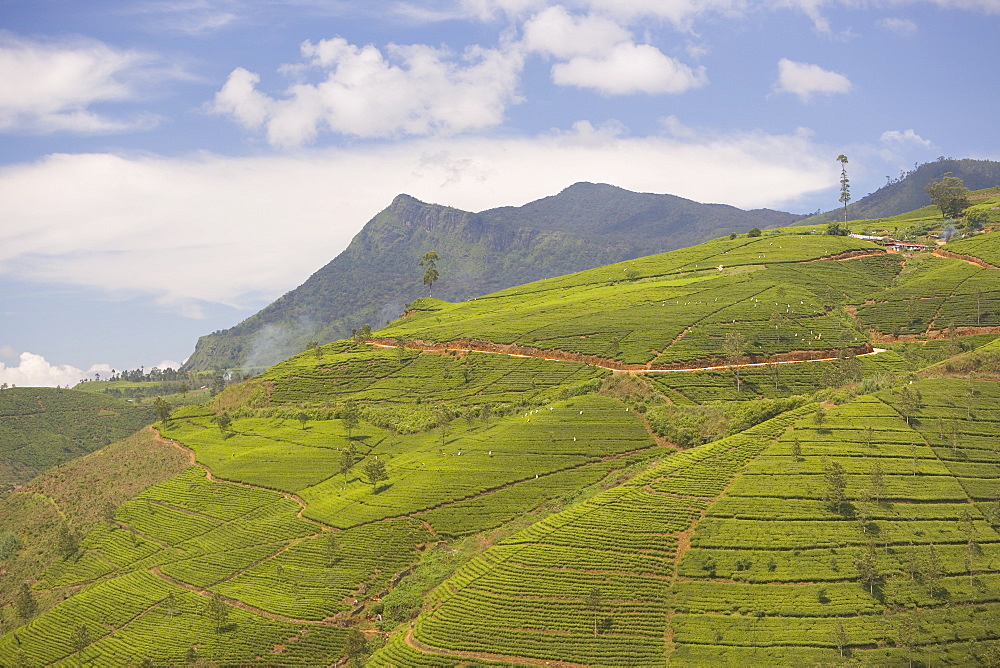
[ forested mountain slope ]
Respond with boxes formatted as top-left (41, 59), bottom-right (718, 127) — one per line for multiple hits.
top-left (182, 183), bottom-right (802, 372)
top-left (798, 158), bottom-right (1000, 225)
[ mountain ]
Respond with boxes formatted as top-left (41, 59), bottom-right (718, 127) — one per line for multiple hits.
top-left (5, 211), bottom-right (1000, 665)
top-left (182, 183), bottom-right (803, 371)
top-left (798, 157), bottom-right (1000, 225)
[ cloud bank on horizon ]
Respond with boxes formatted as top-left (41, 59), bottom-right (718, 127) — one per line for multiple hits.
top-left (0, 0), bottom-right (998, 379)
top-left (0, 351), bottom-right (180, 389)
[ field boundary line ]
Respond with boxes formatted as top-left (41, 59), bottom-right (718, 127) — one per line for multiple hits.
top-left (149, 566), bottom-right (336, 626)
top-left (367, 338), bottom-right (882, 374)
top-left (933, 248), bottom-right (999, 269)
top-left (152, 429), bottom-right (332, 532)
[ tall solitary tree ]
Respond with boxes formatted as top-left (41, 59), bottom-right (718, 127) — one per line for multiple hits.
top-left (419, 251), bottom-right (440, 297)
top-left (73, 624), bottom-right (90, 665)
top-left (212, 412), bottom-right (232, 435)
top-left (838, 154), bottom-right (851, 224)
top-left (341, 400), bottom-right (360, 442)
top-left (854, 541), bottom-right (880, 595)
top-left (824, 460), bottom-right (847, 513)
top-left (585, 586), bottom-right (603, 636)
top-left (15, 582), bottom-right (38, 621)
top-left (152, 396), bottom-right (172, 424)
top-left (205, 593), bottom-right (230, 632)
top-left (339, 442), bottom-right (357, 482)
top-left (723, 330), bottom-right (749, 392)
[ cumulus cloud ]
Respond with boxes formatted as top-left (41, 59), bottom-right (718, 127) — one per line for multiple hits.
top-left (0, 126), bottom-right (835, 313)
top-left (0, 352), bottom-right (112, 388)
top-left (522, 6), bottom-right (630, 57)
top-left (0, 33), bottom-right (171, 134)
top-left (773, 58), bottom-right (852, 101)
top-left (551, 42), bottom-right (707, 95)
top-left (881, 129), bottom-right (932, 148)
top-left (522, 6), bottom-right (706, 95)
top-left (210, 37), bottom-right (524, 147)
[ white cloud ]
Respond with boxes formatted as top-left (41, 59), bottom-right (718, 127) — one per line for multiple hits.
top-left (773, 58), bottom-right (852, 101)
top-left (772, 0), bottom-right (998, 34)
top-left (458, 0), bottom-right (549, 21)
top-left (522, 6), bottom-right (706, 95)
top-left (0, 126), bottom-right (836, 314)
top-left (552, 42), bottom-right (707, 95)
top-left (878, 16), bottom-right (918, 35)
top-left (210, 37), bottom-right (525, 147)
top-left (153, 360), bottom-right (184, 370)
top-left (0, 33), bottom-right (168, 134)
top-left (522, 6), bottom-right (630, 58)
top-left (0, 352), bottom-right (112, 388)
top-left (881, 129), bottom-right (932, 148)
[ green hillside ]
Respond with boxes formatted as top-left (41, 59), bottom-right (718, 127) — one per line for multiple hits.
top-left (0, 387), bottom-right (156, 490)
top-left (183, 183), bottom-right (803, 372)
top-left (4, 222), bottom-right (1000, 665)
top-left (796, 157), bottom-right (1000, 225)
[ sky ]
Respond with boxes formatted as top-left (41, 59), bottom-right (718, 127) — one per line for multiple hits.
top-left (1, 0), bottom-right (998, 387)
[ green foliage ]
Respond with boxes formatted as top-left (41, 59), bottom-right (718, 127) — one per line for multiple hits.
top-left (0, 531), bottom-right (21, 561)
top-left (362, 456), bottom-right (388, 489)
top-left (925, 173), bottom-right (970, 218)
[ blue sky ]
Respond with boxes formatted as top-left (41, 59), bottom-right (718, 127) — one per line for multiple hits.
top-left (1, 0), bottom-right (998, 385)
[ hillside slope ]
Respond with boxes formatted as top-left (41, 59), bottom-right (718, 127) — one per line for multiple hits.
top-left (5, 224), bottom-right (1000, 665)
top-left (0, 387), bottom-right (155, 489)
top-left (182, 183), bottom-right (802, 372)
top-left (798, 158), bottom-right (1000, 225)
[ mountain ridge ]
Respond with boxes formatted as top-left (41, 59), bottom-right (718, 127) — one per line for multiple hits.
top-left (182, 182), bottom-right (802, 371)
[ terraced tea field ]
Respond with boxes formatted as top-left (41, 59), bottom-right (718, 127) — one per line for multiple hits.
top-left (0, 387), bottom-right (155, 488)
top-left (384, 377), bottom-right (1000, 666)
top-left (161, 393), bottom-right (659, 531)
top-left (376, 234), bottom-right (888, 366)
top-left (7, 224), bottom-right (1000, 666)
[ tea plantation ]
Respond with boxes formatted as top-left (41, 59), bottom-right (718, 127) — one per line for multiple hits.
top-left (5, 224), bottom-right (1000, 665)
top-left (0, 387), bottom-right (155, 489)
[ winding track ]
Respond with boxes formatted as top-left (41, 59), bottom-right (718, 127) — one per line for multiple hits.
top-left (367, 339), bottom-right (887, 373)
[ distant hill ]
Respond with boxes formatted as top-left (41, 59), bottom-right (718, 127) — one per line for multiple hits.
top-left (182, 183), bottom-right (802, 371)
top-left (798, 157), bottom-right (1000, 225)
top-left (0, 387), bottom-right (155, 489)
